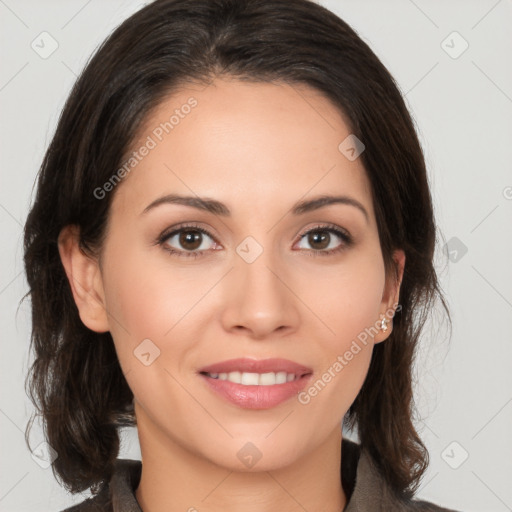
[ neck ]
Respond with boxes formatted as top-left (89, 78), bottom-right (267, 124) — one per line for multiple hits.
top-left (134, 409), bottom-right (346, 512)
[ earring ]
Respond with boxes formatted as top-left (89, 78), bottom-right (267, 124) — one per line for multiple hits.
top-left (380, 317), bottom-right (388, 332)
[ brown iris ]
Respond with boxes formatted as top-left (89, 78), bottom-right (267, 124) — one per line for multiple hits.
top-left (307, 231), bottom-right (330, 250)
top-left (179, 230), bottom-right (203, 251)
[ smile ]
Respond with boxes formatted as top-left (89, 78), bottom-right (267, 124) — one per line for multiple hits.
top-left (198, 358), bottom-right (313, 409)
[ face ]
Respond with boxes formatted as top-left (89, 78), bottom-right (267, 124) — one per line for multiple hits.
top-left (61, 77), bottom-right (403, 471)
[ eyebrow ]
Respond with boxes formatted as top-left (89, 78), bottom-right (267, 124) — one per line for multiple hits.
top-left (141, 193), bottom-right (369, 223)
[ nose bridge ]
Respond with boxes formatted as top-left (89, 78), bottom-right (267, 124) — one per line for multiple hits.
top-left (221, 233), bottom-right (299, 337)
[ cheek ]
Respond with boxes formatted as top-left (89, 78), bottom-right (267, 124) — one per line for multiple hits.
top-left (101, 239), bottom-right (198, 337)
top-left (297, 271), bottom-right (382, 419)
top-left (99, 246), bottom-right (199, 416)
top-left (99, 241), bottom-right (180, 371)
top-left (295, 250), bottom-right (385, 407)
top-left (302, 251), bottom-right (386, 349)
top-left (102, 260), bottom-right (165, 337)
top-left (100, 239), bottom-right (224, 385)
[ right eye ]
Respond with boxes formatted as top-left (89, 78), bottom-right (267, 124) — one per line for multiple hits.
top-left (158, 224), bottom-right (221, 258)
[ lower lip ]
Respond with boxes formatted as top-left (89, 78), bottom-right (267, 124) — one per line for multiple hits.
top-left (199, 373), bottom-right (312, 410)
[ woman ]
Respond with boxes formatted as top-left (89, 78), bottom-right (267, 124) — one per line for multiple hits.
top-left (23, 0), bottom-right (458, 510)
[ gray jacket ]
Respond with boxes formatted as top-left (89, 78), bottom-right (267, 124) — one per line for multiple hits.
top-left (62, 438), bottom-right (460, 511)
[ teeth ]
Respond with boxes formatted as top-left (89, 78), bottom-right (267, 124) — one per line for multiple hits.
top-left (241, 372), bottom-right (259, 385)
top-left (260, 372), bottom-right (277, 385)
top-left (228, 371), bottom-right (241, 384)
top-left (207, 371), bottom-right (298, 385)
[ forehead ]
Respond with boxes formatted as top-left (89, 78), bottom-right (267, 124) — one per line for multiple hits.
top-left (110, 77), bottom-right (374, 221)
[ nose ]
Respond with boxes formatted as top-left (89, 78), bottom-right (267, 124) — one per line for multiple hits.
top-left (220, 247), bottom-right (301, 340)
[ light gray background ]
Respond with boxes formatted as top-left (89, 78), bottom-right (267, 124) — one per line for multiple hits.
top-left (1, 1), bottom-right (511, 511)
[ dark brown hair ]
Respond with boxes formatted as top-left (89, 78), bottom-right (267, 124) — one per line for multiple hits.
top-left (23, 0), bottom-right (450, 500)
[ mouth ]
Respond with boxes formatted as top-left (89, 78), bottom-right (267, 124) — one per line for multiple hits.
top-left (197, 358), bottom-right (313, 409)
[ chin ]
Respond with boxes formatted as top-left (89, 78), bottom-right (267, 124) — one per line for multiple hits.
top-left (199, 435), bottom-right (309, 473)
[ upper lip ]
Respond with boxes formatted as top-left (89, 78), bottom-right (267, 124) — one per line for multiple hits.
top-left (199, 358), bottom-right (313, 376)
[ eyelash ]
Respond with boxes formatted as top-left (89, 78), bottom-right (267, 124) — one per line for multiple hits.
top-left (156, 222), bottom-right (353, 259)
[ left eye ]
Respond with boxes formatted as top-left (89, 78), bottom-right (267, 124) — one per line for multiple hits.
top-left (161, 226), bottom-right (217, 255)
top-left (295, 226), bottom-right (352, 255)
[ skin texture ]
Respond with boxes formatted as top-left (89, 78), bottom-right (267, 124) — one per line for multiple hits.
top-left (58, 77), bottom-right (404, 512)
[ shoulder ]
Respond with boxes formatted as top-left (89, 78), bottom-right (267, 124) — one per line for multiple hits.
top-left (59, 459), bottom-right (142, 512)
top-left (60, 491), bottom-right (109, 512)
top-left (409, 499), bottom-right (461, 512)
top-left (342, 438), bottom-right (462, 512)
top-left (59, 485), bottom-right (111, 512)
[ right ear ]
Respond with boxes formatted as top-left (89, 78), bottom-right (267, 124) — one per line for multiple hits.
top-left (57, 225), bottom-right (110, 333)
